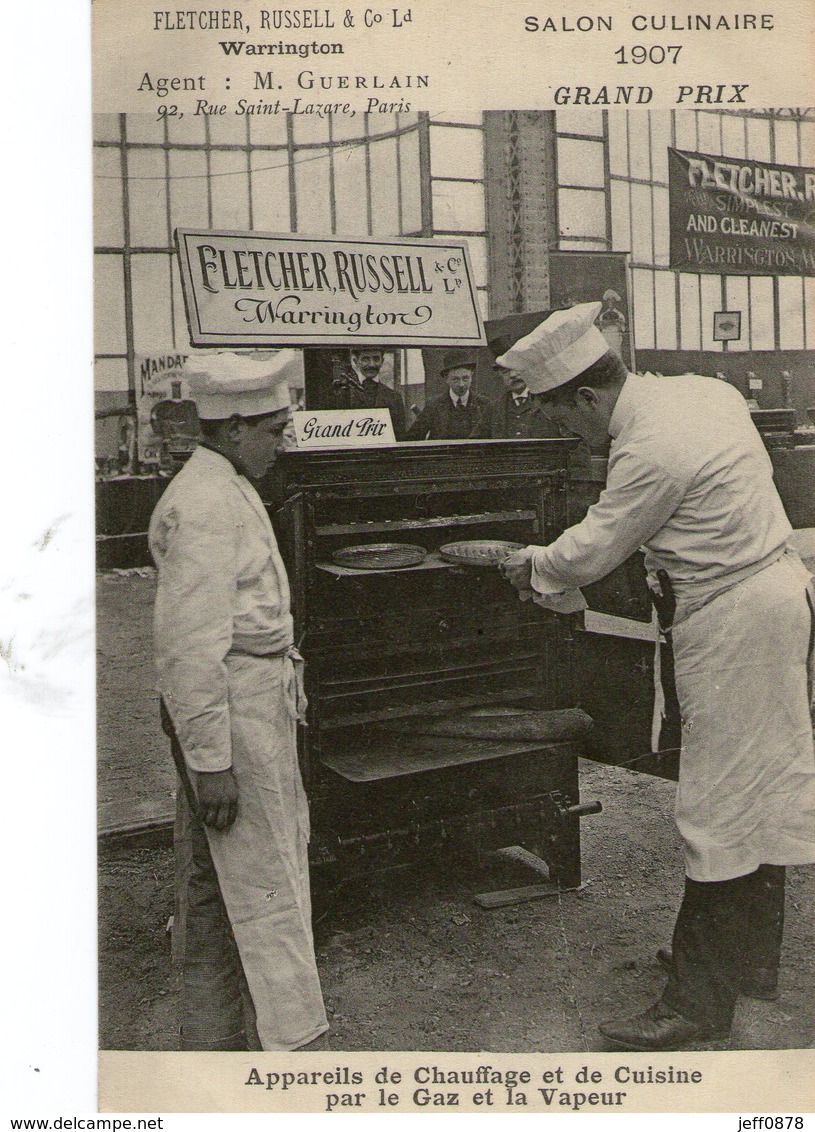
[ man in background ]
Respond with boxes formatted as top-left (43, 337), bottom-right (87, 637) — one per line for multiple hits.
top-left (149, 351), bottom-right (328, 1052)
top-left (405, 348), bottom-right (491, 441)
top-left (489, 336), bottom-right (561, 439)
top-left (334, 346), bottom-right (406, 439)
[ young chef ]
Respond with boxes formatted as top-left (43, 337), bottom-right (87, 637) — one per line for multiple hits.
top-left (149, 352), bottom-right (328, 1051)
top-left (499, 302), bottom-right (815, 1051)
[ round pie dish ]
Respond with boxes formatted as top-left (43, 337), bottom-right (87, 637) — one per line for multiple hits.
top-left (438, 539), bottom-right (526, 567)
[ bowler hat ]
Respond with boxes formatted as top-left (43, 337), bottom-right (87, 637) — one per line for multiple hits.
top-left (487, 334), bottom-right (518, 362)
top-left (439, 347), bottom-right (479, 374)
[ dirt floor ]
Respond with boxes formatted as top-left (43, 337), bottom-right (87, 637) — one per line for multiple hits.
top-left (97, 571), bottom-right (815, 1053)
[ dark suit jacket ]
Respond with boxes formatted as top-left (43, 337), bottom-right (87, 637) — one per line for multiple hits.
top-left (488, 392), bottom-right (561, 440)
top-left (405, 392), bottom-right (492, 441)
top-left (331, 379), bottom-right (407, 439)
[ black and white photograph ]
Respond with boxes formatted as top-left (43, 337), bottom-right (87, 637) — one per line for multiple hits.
top-left (6, 0), bottom-right (815, 1120)
top-left (94, 99), bottom-right (815, 1073)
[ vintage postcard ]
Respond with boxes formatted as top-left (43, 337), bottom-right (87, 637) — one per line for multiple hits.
top-left (7, 0), bottom-right (815, 1121)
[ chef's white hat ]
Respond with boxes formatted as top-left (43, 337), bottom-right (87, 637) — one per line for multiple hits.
top-left (186, 351), bottom-right (299, 419)
top-left (494, 301), bottom-right (608, 394)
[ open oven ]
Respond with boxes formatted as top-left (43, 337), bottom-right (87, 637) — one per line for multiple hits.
top-left (268, 437), bottom-right (616, 892)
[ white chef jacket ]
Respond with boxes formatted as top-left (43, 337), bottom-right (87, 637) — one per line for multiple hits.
top-left (149, 446), bottom-right (328, 1048)
top-left (149, 445), bottom-right (294, 772)
top-left (530, 372), bottom-right (792, 622)
top-left (526, 373), bottom-right (815, 882)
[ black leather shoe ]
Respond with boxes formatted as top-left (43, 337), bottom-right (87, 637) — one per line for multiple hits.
top-left (599, 1001), bottom-right (729, 1051)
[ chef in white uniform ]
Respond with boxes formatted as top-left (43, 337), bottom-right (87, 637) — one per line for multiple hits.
top-left (149, 352), bottom-right (328, 1051)
top-left (500, 303), bottom-right (815, 1051)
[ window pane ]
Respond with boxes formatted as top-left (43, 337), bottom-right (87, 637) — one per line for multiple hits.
top-left (429, 125), bottom-right (484, 180)
top-left (465, 235), bottom-right (488, 288)
top-left (404, 346), bottom-right (425, 386)
top-left (558, 188), bottom-right (606, 242)
top-left (94, 147), bottom-right (124, 247)
top-left (94, 114), bottom-right (121, 143)
top-left (334, 142), bottom-right (370, 235)
top-left (295, 147), bottom-right (332, 233)
top-left (750, 276), bottom-right (775, 349)
top-left (370, 136), bottom-right (400, 236)
top-left (721, 114), bottom-right (747, 159)
top-left (555, 108), bottom-right (604, 137)
top-left (723, 276), bottom-right (750, 350)
top-left (628, 113), bottom-right (650, 180)
top-left (746, 116), bottom-right (771, 162)
top-left (650, 112), bottom-right (672, 182)
top-left (439, 110), bottom-right (483, 126)
top-left (210, 149), bottom-right (250, 229)
top-left (652, 186), bottom-right (670, 266)
top-left (654, 271), bottom-right (677, 350)
top-left (399, 128), bottom-right (423, 233)
top-left (94, 356), bottom-right (129, 393)
top-left (169, 149), bottom-right (209, 232)
top-left (95, 254), bottom-right (127, 354)
top-left (367, 112), bottom-right (400, 138)
top-left (674, 111), bottom-right (697, 151)
top-left (248, 114), bottom-right (289, 146)
top-left (773, 119), bottom-right (799, 165)
top-left (208, 114), bottom-right (247, 145)
top-left (128, 148), bottom-right (169, 246)
top-left (679, 273), bottom-right (701, 350)
top-left (293, 116), bottom-right (330, 145)
top-left (610, 180), bottom-right (631, 251)
top-left (432, 180), bottom-right (485, 231)
top-left (251, 149), bottom-right (292, 232)
top-left (607, 114), bottom-right (628, 176)
top-left (559, 239), bottom-right (607, 251)
top-left (697, 112), bottom-right (721, 155)
top-left (557, 136), bottom-right (605, 188)
top-left (800, 120), bottom-right (815, 165)
top-left (632, 267), bottom-right (655, 350)
top-left (131, 253), bottom-right (174, 353)
top-left (126, 113), bottom-right (165, 144)
top-left (700, 274), bottom-right (723, 351)
top-left (778, 276), bottom-right (805, 350)
top-left (331, 115), bottom-right (365, 143)
top-left (629, 182), bottom-right (653, 262)
top-left (805, 278), bottom-right (815, 349)
top-left (167, 110), bottom-right (207, 144)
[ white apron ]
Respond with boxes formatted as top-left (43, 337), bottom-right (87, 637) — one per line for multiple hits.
top-left (190, 651), bottom-right (328, 1050)
top-left (672, 552), bottom-right (815, 882)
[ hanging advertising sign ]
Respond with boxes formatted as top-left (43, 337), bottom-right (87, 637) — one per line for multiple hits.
top-left (176, 229), bottom-right (486, 348)
top-left (135, 349), bottom-right (198, 468)
top-left (668, 147), bottom-right (815, 276)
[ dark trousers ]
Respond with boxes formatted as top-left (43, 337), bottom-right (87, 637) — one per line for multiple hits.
top-left (661, 865), bottom-right (786, 1031)
top-left (175, 785), bottom-right (261, 1051)
top-left (164, 703), bottom-right (260, 1051)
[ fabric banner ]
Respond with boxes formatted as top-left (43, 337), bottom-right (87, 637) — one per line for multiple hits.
top-left (668, 146), bottom-right (815, 276)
